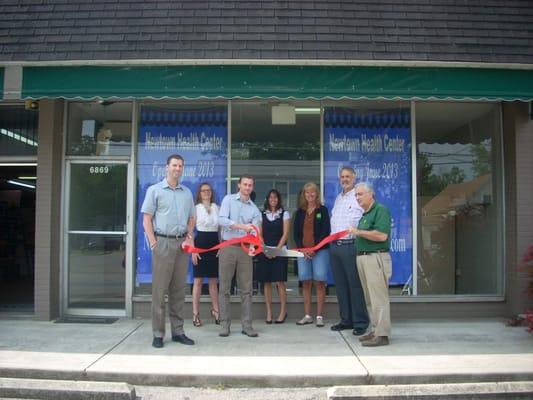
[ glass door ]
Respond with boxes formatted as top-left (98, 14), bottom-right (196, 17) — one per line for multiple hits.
top-left (64, 161), bottom-right (130, 316)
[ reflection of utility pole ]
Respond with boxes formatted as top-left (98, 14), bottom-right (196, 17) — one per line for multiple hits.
top-left (449, 209), bottom-right (458, 294)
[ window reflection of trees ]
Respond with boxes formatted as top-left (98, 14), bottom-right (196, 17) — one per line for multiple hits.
top-left (416, 104), bottom-right (501, 296)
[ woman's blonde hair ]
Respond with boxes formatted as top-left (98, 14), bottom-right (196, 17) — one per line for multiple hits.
top-left (298, 182), bottom-right (321, 210)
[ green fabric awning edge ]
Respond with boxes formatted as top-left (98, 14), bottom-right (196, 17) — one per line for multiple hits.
top-left (20, 65), bottom-right (533, 101)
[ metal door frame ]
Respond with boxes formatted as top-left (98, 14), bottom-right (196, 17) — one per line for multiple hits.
top-left (62, 159), bottom-right (132, 317)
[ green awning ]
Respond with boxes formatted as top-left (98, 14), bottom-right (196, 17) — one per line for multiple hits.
top-left (21, 65), bottom-right (533, 101)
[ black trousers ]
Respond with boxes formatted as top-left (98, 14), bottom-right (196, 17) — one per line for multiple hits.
top-left (330, 242), bottom-right (369, 330)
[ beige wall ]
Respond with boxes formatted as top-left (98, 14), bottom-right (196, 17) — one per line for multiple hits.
top-left (132, 298), bottom-right (509, 320)
top-left (504, 102), bottom-right (533, 317)
top-left (34, 99), bottom-right (63, 320)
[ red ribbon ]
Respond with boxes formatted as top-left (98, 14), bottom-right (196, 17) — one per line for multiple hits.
top-left (292, 230), bottom-right (351, 253)
top-left (182, 225), bottom-right (264, 256)
top-left (182, 227), bottom-right (352, 256)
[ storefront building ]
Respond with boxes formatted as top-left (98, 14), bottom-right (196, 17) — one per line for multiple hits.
top-left (1, 1), bottom-right (532, 320)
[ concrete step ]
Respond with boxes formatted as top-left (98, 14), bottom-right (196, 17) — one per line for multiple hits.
top-left (135, 386), bottom-right (327, 400)
top-left (327, 381), bottom-right (533, 399)
top-left (0, 377), bottom-right (135, 400)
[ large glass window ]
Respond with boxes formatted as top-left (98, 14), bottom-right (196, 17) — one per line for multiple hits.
top-left (0, 164), bottom-right (36, 309)
top-left (134, 103), bottom-right (228, 295)
top-left (0, 105), bottom-right (38, 156)
top-left (66, 102), bottom-right (132, 156)
top-left (231, 101), bottom-right (321, 297)
top-left (415, 102), bottom-right (503, 295)
top-left (127, 100), bottom-right (505, 302)
top-left (323, 101), bottom-right (412, 295)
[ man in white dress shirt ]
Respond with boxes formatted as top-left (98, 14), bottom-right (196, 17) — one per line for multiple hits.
top-left (329, 166), bottom-right (369, 336)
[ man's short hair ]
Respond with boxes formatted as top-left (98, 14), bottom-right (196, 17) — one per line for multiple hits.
top-left (355, 182), bottom-right (374, 195)
top-left (340, 166), bottom-right (356, 177)
top-left (166, 154), bottom-right (184, 165)
top-left (238, 175), bottom-right (254, 183)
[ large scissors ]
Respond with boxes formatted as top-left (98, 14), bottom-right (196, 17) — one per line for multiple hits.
top-left (262, 245), bottom-right (304, 258)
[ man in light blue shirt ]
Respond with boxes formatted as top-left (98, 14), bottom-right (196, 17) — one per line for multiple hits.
top-left (141, 154), bottom-right (195, 349)
top-left (218, 175), bottom-right (261, 337)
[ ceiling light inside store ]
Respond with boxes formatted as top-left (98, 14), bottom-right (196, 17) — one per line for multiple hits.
top-left (18, 176), bottom-right (37, 180)
top-left (294, 107), bottom-right (321, 114)
top-left (272, 104), bottom-right (296, 125)
top-left (7, 180), bottom-right (36, 189)
top-left (0, 163), bottom-right (38, 167)
top-left (0, 128), bottom-right (38, 147)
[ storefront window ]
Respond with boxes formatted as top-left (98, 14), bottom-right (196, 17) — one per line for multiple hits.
top-left (232, 101), bottom-right (321, 297)
top-left (66, 102), bottom-right (132, 156)
top-left (134, 103), bottom-right (228, 295)
top-left (129, 99), bottom-right (504, 301)
top-left (323, 102), bottom-right (412, 295)
top-left (415, 102), bottom-right (503, 295)
top-left (0, 105), bottom-right (38, 156)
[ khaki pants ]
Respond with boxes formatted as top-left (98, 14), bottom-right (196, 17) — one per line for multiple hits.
top-left (218, 246), bottom-right (253, 330)
top-left (357, 252), bottom-right (392, 337)
top-left (151, 237), bottom-right (188, 338)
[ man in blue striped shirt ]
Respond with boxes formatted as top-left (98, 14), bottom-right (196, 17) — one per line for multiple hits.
top-left (218, 175), bottom-right (262, 337)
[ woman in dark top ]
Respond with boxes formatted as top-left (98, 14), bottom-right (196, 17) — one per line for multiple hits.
top-left (256, 189), bottom-right (290, 324)
top-left (293, 182), bottom-right (331, 327)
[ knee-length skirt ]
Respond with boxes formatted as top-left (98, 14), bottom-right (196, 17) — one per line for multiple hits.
top-left (193, 231), bottom-right (219, 278)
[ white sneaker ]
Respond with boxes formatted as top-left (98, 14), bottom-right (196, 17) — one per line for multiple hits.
top-left (316, 316), bottom-right (325, 327)
top-left (296, 315), bottom-right (313, 325)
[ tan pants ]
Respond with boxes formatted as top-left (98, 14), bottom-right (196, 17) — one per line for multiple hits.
top-left (357, 252), bottom-right (392, 337)
top-left (151, 237), bottom-right (188, 338)
top-left (218, 246), bottom-right (253, 330)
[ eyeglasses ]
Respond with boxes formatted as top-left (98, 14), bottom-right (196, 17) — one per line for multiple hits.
top-left (355, 191), bottom-right (369, 197)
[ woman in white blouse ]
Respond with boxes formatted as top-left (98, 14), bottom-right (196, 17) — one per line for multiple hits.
top-left (191, 182), bottom-right (220, 327)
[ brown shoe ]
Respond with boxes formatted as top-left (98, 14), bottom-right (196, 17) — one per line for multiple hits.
top-left (359, 332), bottom-right (374, 342)
top-left (361, 336), bottom-right (389, 347)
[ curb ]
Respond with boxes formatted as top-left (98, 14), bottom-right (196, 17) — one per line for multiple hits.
top-left (0, 377), bottom-right (136, 400)
top-left (327, 381), bottom-right (533, 399)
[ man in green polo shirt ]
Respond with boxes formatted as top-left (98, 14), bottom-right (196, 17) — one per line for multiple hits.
top-left (349, 182), bottom-right (392, 347)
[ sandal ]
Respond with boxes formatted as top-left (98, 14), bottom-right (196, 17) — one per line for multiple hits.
top-left (211, 309), bottom-right (220, 325)
top-left (193, 313), bottom-right (202, 327)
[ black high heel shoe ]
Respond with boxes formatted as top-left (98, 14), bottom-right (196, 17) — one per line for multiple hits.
top-left (265, 319), bottom-right (273, 324)
top-left (274, 313), bottom-right (287, 324)
top-left (211, 309), bottom-right (220, 325)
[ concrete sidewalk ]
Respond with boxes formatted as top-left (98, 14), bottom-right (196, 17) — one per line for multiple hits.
top-left (0, 317), bottom-right (531, 388)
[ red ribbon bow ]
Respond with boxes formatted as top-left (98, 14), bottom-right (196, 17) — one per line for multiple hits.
top-left (182, 225), bottom-right (264, 256)
top-left (182, 226), bottom-right (352, 256)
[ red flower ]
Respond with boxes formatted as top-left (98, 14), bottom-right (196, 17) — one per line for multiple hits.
top-left (522, 245), bottom-right (533, 263)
